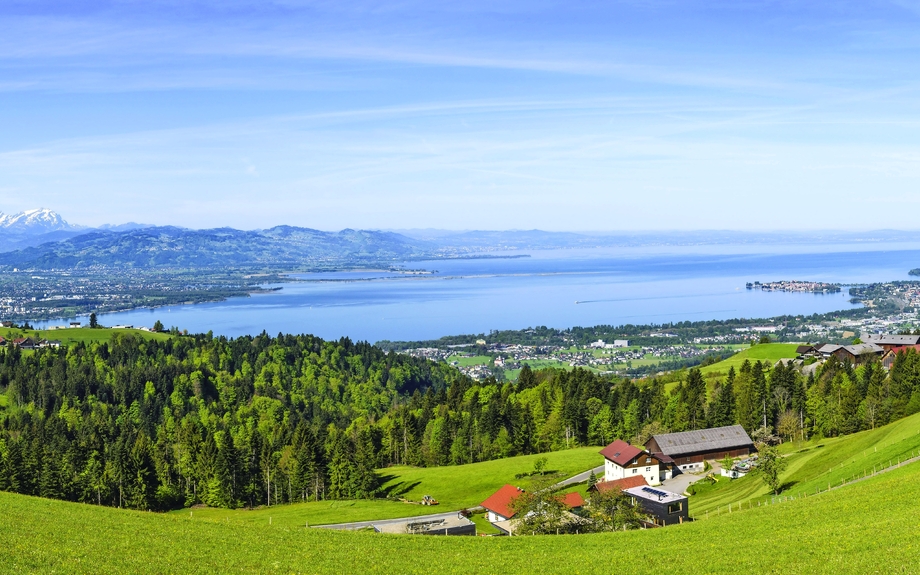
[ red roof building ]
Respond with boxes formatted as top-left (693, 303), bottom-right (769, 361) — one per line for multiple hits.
top-left (599, 439), bottom-right (644, 467)
top-left (481, 485), bottom-right (585, 526)
top-left (882, 345), bottom-right (920, 370)
top-left (600, 440), bottom-right (667, 486)
top-left (561, 491), bottom-right (585, 509)
top-left (481, 484), bottom-right (525, 522)
top-left (589, 475), bottom-right (649, 494)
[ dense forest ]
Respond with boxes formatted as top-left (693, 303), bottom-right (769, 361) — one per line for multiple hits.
top-left (1, 332), bottom-right (920, 512)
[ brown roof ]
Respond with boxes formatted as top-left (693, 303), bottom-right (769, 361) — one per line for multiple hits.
top-left (599, 439), bottom-right (645, 467)
top-left (651, 452), bottom-right (674, 464)
top-left (481, 484), bottom-right (525, 519)
top-left (590, 476), bottom-right (649, 493)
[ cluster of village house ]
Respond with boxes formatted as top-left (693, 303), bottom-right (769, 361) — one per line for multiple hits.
top-left (796, 333), bottom-right (920, 369)
top-left (0, 335), bottom-right (60, 349)
top-left (474, 424), bottom-right (756, 535)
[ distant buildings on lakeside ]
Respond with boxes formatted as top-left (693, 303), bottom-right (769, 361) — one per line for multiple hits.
top-left (746, 280), bottom-right (841, 293)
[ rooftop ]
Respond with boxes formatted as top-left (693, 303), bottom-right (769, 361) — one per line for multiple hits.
top-left (624, 485), bottom-right (685, 503)
top-left (372, 514), bottom-right (475, 535)
top-left (647, 425), bottom-right (754, 456)
top-left (599, 439), bottom-right (645, 467)
top-left (591, 476), bottom-right (649, 493)
top-left (481, 484), bottom-right (525, 519)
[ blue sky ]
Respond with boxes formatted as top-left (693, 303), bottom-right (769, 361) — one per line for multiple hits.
top-left (1, 1), bottom-right (919, 231)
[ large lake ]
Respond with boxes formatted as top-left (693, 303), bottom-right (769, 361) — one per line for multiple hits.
top-left (33, 242), bottom-right (920, 343)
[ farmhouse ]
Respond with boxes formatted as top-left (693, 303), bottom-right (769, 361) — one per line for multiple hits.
top-left (480, 484), bottom-right (585, 535)
top-left (599, 439), bottom-right (667, 485)
top-left (861, 333), bottom-right (920, 352)
top-left (882, 344), bottom-right (920, 369)
top-left (645, 425), bottom-right (755, 473)
top-left (481, 484), bottom-right (524, 524)
top-left (12, 337), bottom-right (37, 350)
top-left (795, 344), bottom-right (820, 359)
top-left (832, 343), bottom-right (884, 365)
top-left (623, 485), bottom-right (688, 526)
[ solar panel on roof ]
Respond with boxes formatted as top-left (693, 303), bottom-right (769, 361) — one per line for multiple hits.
top-left (641, 487), bottom-right (669, 498)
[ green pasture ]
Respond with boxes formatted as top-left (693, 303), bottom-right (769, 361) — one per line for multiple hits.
top-left (172, 447), bottom-right (602, 528)
top-left (448, 354), bottom-right (493, 367)
top-left (4, 455), bottom-right (920, 573)
top-left (700, 343), bottom-right (800, 376)
top-left (0, 326), bottom-right (172, 345)
top-left (690, 410), bottom-right (920, 515)
top-left (505, 360), bottom-right (606, 381)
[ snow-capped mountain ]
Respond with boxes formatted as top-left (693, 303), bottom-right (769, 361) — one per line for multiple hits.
top-left (0, 208), bottom-right (91, 252)
top-left (0, 208), bottom-right (81, 233)
top-left (0, 208), bottom-right (157, 252)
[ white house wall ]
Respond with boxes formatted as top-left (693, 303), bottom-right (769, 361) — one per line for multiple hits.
top-left (604, 458), bottom-right (661, 486)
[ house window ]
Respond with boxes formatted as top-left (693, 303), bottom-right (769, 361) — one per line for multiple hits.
top-left (646, 457), bottom-right (651, 463)
top-left (646, 467), bottom-right (651, 472)
top-left (668, 502), bottom-right (683, 514)
top-left (632, 468), bottom-right (637, 474)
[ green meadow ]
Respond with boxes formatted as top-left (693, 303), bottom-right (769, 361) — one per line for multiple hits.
top-left (690, 410), bottom-right (920, 515)
top-left (0, 326), bottom-right (172, 345)
top-left (171, 447), bottom-right (602, 528)
top-left (3, 455), bottom-right (919, 574)
top-left (448, 354), bottom-right (493, 367)
top-left (700, 342), bottom-right (800, 376)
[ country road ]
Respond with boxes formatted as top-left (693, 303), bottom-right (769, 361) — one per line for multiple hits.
top-left (552, 465), bottom-right (604, 489)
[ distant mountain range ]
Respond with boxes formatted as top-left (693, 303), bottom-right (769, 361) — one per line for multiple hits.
top-left (0, 208), bottom-right (158, 252)
top-left (0, 224), bottom-right (430, 269)
top-left (2, 208), bottom-right (920, 270)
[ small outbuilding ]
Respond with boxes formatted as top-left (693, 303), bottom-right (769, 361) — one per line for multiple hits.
top-left (481, 484), bottom-right (524, 524)
top-left (623, 485), bottom-right (688, 526)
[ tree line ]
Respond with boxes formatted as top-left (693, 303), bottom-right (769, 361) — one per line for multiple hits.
top-left (1, 332), bottom-right (919, 512)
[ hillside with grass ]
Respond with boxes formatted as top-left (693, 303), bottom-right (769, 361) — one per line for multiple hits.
top-left (689, 410), bottom-right (920, 515)
top-left (3, 453), bottom-right (919, 574)
top-left (169, 448), bottom-right (602, 527)
top-left (700, 342), bottom-right (800, 376)
top-left (0, 326), bottom-right (172, 344)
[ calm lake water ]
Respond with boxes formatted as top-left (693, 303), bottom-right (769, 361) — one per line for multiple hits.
top-left (34, 242), bottom-right (920, 343)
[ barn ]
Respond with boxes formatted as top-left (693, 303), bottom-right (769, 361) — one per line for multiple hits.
top-left (645, 425), bottom-right (755, 473)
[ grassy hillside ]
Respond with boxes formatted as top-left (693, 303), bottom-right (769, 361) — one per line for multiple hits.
top-left (700, 342), bottom-right (800, 376)
top-left (4, 456), bottom-right (920, 573)
top-left (690, 410), bottom-right (920, 515)
top-left (175, 447), bottom-right (602, 528)
top-left (0, 326), bottom-right (172, 344)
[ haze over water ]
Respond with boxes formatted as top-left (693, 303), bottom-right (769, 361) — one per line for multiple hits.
top-left (34, 243), bottom-right (920, 343)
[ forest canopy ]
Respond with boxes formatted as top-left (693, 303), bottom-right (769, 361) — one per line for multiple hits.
top-left (1, 333), bottom-right (919, 512)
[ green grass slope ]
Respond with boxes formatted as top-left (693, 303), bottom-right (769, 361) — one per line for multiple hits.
top-left (691, 410), bottom-right (920, 514)
top-left (0, 326), bottom-right (171, 345)
top-left (4, 457), bottom-right (920, 574)
top-left (700, 343), bottom-right (800, 376)
top-left (175, 447), bottom-right (602, 528)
